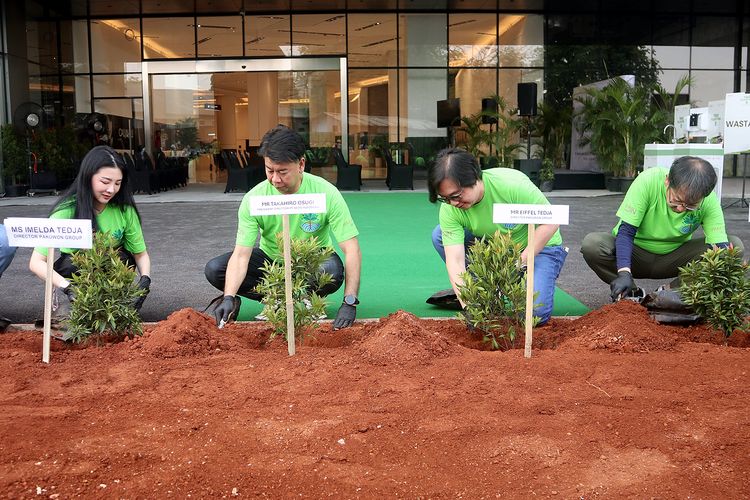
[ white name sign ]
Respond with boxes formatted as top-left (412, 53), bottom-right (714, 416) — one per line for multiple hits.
top-left (493, 204), bottom-right (569, 225)
top-left (4, 218), bottom-right (93, 249)
top-left (250, 194), bottom-right (326, 216)
top-left (723, 93), bottom-right (750, 154)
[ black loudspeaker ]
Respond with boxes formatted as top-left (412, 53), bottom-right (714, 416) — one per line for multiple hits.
top-left (481, 98), bottom-right (497, 124)
top-left (517, 82), bottom-right (537, 117)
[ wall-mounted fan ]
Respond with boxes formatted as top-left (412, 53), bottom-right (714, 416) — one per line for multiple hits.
top-left (12, 102), bottom-right (56, 195)
top-left (86, 112), bottom-right (110, 145)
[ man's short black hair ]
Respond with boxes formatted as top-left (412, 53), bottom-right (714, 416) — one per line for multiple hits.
top-left (427, 147), bottom-right (482, 203)
top-left (668, 156), bottom-right (717, 203)
top-left (258, 125), bottom-right (306, 163)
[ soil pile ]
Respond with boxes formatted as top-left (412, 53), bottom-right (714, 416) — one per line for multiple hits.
top-left (356, 309), bottom-right (458, 364)
top-left (136, 308), bottom-right (234, 357)
top-left (558, 301), bottom-right (681, 352)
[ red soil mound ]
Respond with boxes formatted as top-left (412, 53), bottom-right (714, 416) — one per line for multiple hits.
top-left (355, 309), bottom-right (458, 364)
top-left (135, 308), bottom-right (249, 357)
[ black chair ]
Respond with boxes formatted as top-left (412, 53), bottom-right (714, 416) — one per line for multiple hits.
top-left (245, 147), bottom-right (267, 189)
top-left (332, 148), bottom-right (362, 191)
top-left (382, 147), bottom-right (414, 190)
top-left (133, 149), bottom-right (160, 194)
top-left (222, 149), bottom-right (251, 193)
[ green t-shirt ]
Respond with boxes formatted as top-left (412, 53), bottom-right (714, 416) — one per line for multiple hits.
top-left (236, 174), bottom-right (359, 260)
top-left (613, 167), bottom-right (728, 254)
top-left (35, 202), bottom-right (147, 256)
top-left (439, 167), bottom-right (563, 248)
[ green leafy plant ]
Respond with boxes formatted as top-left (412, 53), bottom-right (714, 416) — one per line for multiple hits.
top-left (254, 235), bottom-right (334, 340)
top-left (480, 94), bottom-right (524, 168)
top-left (679, 247), bottom-right (750, 340)
top-left (575, 75), bottom-right (690, 178)
top-left (67, 232), bottom-right (145, 343)
top-left (532, 102), bottom-right (571, 169)
top-left (539, 158), bottom-right (555, 182)
top-left (1, 124), bottom-right (28, 185)
top-left (457, 231), bottom-right (537, 350)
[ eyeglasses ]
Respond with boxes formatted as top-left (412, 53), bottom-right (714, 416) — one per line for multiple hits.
top-left (667, 187), bottom-right (700, 211)
top-left (437, 187), bottom-right (464, 204)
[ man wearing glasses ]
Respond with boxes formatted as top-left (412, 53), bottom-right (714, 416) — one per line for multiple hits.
top-left (582, 156), bottom-right (743, 301)
top-left (428, 148), bottom-right (567, 325)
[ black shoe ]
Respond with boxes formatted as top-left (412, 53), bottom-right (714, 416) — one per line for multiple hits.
top-left (426, 289), bottom-right (462, 310)
top-left (0, 315), bottom-right (10, 332)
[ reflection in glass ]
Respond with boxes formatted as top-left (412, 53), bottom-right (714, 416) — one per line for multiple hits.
top-left (449, 13), bottom-right (497, 68)
top-left (291, 14), bottom-right (346, 56)
top-left (93, 74), bottom-right (142, 98)
top-left (399, 14), bottom-right (447, 67)
top-left (91, 19), bottom-right (141, 72)
top-left (245, 15), bottom-right (290, 57)
top-left (689, 70), bottom-right (736, 106)
top-left (348, 14), bottom-right (397, 67)
top-left (197, 16), bottom-right (242, 57)
top-left (142, 17), bottom-right (195, 59)
top-left (499, 14), bottom-right (543, 67)
top-left (450, 68), bottom-right (497, 119)
top-left (61, 20), bottom-right (89, 73)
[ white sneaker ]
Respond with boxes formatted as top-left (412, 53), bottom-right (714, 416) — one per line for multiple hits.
top-left (254, 309), bottom-right (269, 321)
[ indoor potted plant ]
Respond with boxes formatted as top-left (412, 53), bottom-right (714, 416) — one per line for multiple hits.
top-left (1, 124), bottom-right (29, 197)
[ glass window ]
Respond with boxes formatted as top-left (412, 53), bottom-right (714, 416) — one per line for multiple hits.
top-left (399, 14), bottom-right (447, 67)
top-left (398, 68), bottom-right (447, 142)
top-left (90, 19), bottom-right (141, 73)
top-left (449, 68), bottom-right (498, 119)
top-left (89, 0), bottom-right (139, 16)
top-left (546, 15), bottom-right (596, 45)
top-left (74, 75), bottom-right (91, 113)
top-left (499, 68), bottom-right (543, 113)
top-left (26, 20), bottom-right (58, 77)
top-left (348, 68), bottom-right (398, 178)
top-left (348, 13), bottom-right (397, 67)
top-left (499, 14), bottom-right (543, 67)
top-left (245, 15), bottom-right (290, 57)
top-left (197, 16), bottom-right (243, 57)
top-left (691, 47), bottom-right (736, 70)
top-left (59, 20), bottom-right (89, 74)
top-left (93, 74), bottom-right (142, 98)
top-left (652, 45), bottom-right (690, 69)
top-left (142, 17), bottom-right (195, 59)
top-left (142, 0), bottom-right (195, 15)
top-left (689, 70), bottom-right (737, 106)
top-left (291, 14), bottom-right (346, 56)
top-left (449, 13), bottom-right (497, 68)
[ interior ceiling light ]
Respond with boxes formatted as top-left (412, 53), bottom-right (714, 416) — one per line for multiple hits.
top-left (197, 37), bottom-right (212, 44)
top-left (354, 22), bottom-right (381, 31)
top-left (189, 24), bottom-right (234, 30)
top-left (324, 15), bottom-right (345, 22)
top-left (449, 19), bottom-right (476, 27)
top-left (101, 19), bottom-right (179, 58)
top-left (281, 29), bottom-right (345, 37)
top-left (246, 36), bottom-right (265, 44)
top-left (362, 37), bottom-right (397, 48)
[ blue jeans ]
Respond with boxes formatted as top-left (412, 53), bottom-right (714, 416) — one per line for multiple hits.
top-left (0, 225), bottom-right (17, 278)
top-left (431, 224), bottom-right (567, 325)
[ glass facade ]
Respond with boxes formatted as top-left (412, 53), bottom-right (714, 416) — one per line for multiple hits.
top-left (1, 0), bottom-right (749, 191)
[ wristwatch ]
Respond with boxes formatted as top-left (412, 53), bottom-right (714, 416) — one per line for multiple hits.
top-left (343, 294), bottom-right (360, 306)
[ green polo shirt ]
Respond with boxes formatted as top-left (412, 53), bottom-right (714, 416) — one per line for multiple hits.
top-left (236, 173), bottom-right (359, 260)
top-left (440, 167), bottom-right (563, 248)
top-left (613, 167), bottom-right (728, 254)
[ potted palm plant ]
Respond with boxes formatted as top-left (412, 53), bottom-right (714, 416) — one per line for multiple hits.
top-left (575, 75), bottom-right (690, 192)
top-left (1, 124), bottom-right (29, 196)
top-left (480, 94), bottom-right (524, 169)
top-left (539, 158), bottom-right (555, 192)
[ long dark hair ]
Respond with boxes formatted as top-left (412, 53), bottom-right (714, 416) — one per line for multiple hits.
top-left (50, 145), bottom-right (140, 231)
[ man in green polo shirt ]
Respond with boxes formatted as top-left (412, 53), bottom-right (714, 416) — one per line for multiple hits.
top-left (582, 156), bottom-right (743, 301)
top-left (205, 125), bottom-right (362, 329)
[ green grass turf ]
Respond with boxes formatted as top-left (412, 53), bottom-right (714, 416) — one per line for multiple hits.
top-left (237, 192), bottom-right (590, 320)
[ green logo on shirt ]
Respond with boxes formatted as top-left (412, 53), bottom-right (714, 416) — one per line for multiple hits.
top-left (300, 213), bottom-right (320, 233)
top-left (680, 213), bottom-right (700, 234)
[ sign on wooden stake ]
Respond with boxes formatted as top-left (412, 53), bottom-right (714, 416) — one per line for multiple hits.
top-left (249, 194), bottom-right (326, 356)
top-left (4, 218), bottom-right (93, 363)
top-left (492, 205), bottom-right (570, 358)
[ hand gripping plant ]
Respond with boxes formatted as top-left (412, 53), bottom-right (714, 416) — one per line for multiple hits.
top-left (67, 232), bottom-right (145, 343)
top-left (679, 247), bottom-right (750, 341)
top-left (254, 235), bottom-right (334, 340)
top-left (457, 231), bottom-right (537, 350)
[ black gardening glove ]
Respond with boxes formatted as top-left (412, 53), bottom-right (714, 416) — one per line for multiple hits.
top-left (610, 271), bottom-right (636, 302)
top-left (62, 284), bottom-right (76, 303)
top-left (214, 295), bottom-right (241, 327)
top-left (333, 303), bottom-right (356, 330)
top-left (132, 275), bottom-right (151, 311)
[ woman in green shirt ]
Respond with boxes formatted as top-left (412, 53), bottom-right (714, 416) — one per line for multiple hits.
top-left (29, 145), bottom-right (152, 316)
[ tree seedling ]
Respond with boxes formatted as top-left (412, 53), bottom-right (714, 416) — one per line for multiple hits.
top-left (679, 246), bottom-right (750, 342)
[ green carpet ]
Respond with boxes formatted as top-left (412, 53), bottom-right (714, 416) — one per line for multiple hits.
top-left (237, 192), bottom-right (590, 320)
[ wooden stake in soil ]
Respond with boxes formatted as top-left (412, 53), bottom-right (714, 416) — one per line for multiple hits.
top-left (42, 247), bottom-right (54, 364)
top-left (3, 218), bottom-right (93, 363)
top-left (282, 214), bottom-right (295, 356)
top-left (524, 224), bottom-right (535, 359)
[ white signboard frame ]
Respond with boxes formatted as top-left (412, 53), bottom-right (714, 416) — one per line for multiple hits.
top-left (4, 218), bottom-right (93, 364)
top-left (493, 204), bottom-right (570, 358)
top-left (249, 194), bottom-right (327, 356)
top-left (723, 93), bottom-right (750, 154)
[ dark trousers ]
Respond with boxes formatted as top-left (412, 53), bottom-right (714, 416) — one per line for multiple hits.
top-left (581, 232), bottom-right (745, 284)
top-left (54, 247), bottom-right (137, 279)
top-left (204, 248), bottom-right (345, 302)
